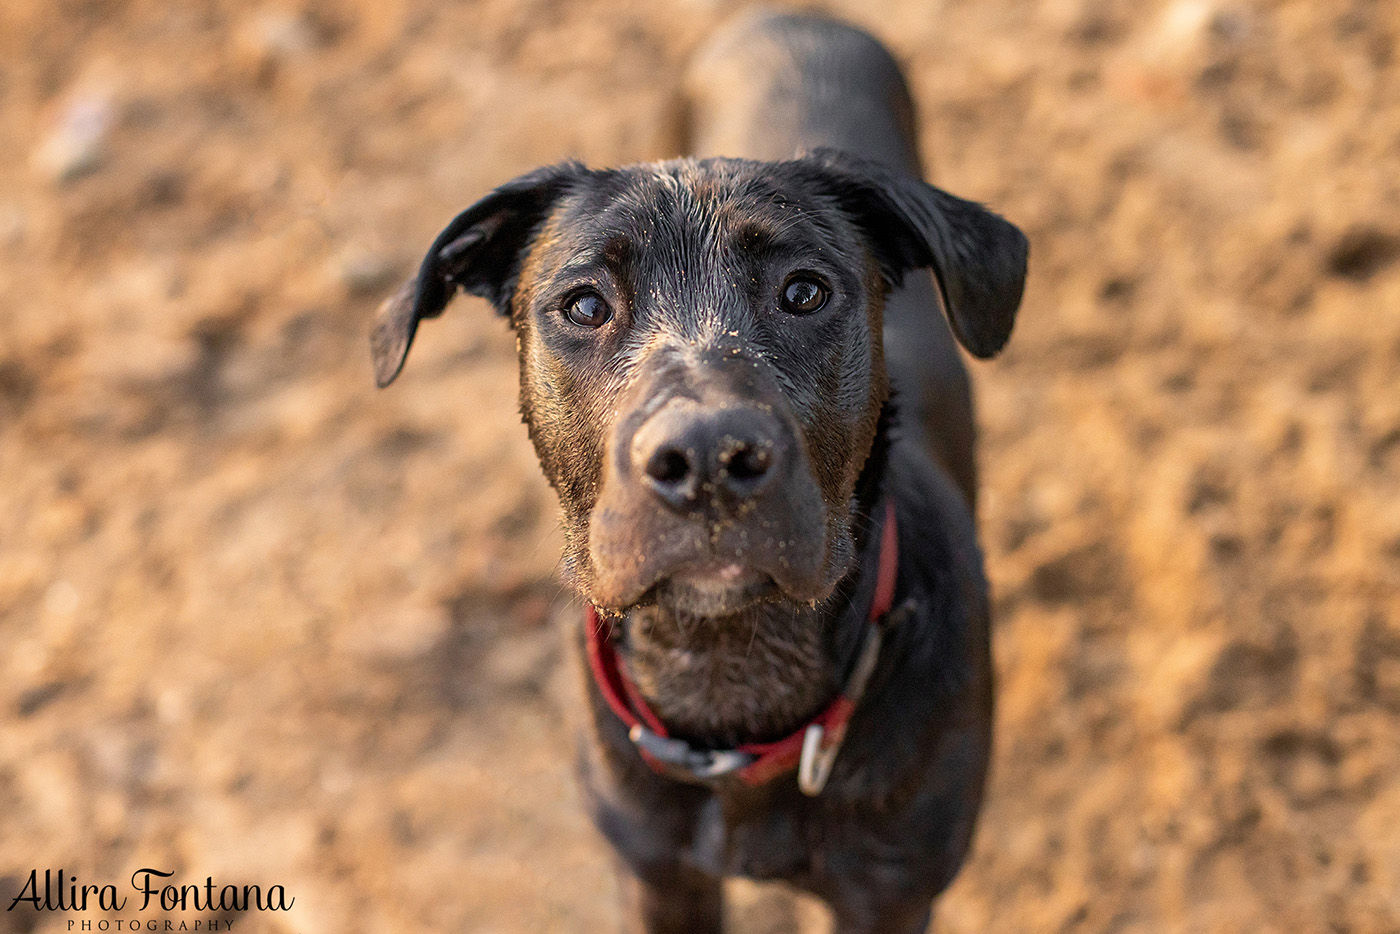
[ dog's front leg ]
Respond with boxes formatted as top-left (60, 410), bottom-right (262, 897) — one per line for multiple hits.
top-left (615, 858), bottom-right (723, 934)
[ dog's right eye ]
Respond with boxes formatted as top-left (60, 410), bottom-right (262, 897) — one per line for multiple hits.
top-left (564, 291), bottom-right (612, 328)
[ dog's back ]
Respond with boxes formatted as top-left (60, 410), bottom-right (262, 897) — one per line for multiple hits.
top-left (685, 11), bottom-right (923, 173)
top-left (686, 11), bottom-right (980, 509)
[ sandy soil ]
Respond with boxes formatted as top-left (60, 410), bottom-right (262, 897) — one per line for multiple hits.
top-left (1, 0), bottom-right (1398, 931)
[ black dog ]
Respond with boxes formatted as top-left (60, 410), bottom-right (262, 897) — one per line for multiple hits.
top-left (372, 11), bottom-right (1026, 933)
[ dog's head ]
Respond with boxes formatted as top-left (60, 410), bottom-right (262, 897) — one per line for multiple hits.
top-left (373, 152), bottom-right (1026, 619)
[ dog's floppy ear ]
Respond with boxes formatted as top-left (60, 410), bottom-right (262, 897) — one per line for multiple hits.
top-left (371, 161), bottom-right (584, 387)
top-left (799, 148), bottom-right (1028, 359)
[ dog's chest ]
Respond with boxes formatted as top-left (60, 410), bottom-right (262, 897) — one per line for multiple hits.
top-left (686, 790), bottom-right (819, 880)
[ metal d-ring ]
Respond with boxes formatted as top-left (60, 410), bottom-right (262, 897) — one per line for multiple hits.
top-left (798, 723), bottom-right (840, 796)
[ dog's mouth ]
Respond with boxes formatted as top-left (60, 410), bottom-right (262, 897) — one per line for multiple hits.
top-left (648, 563), bottom-right (781, 618)
top-left (584, 491), bottom-right (849, 615)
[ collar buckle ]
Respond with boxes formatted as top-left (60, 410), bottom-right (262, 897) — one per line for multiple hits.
top-left (629, 725), bottom-right (757, 779)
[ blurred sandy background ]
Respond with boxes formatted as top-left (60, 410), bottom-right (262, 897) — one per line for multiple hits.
top-left (1, 0), bottom-right (1398, 931)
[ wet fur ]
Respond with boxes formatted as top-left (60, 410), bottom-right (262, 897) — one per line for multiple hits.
top-left (372, 12), bottom-right (1027, 933)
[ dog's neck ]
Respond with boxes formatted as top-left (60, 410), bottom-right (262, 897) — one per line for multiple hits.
top-left (609, 403), bottom-right (894, 749)
top-left (614, 600), bottom-right (838, 747)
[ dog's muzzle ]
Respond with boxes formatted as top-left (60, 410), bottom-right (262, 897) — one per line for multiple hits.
top-left (586, 349), bottom-right (835, 612)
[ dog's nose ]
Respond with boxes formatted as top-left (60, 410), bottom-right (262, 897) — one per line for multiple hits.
top-left (633, 405), bottom-right (782, 513)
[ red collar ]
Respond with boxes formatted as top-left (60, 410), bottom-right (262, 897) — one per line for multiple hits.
top-left (584, 500), bottom-right (899, 795)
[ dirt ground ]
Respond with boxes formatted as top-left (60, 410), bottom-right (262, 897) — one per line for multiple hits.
top-left (1, 0), bottom-right (1398, 931)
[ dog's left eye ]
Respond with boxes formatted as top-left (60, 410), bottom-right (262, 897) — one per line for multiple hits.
top-left (780, 276), bottom-right (829, 315)
top-left (564, 291), bottom-right (613, 328)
